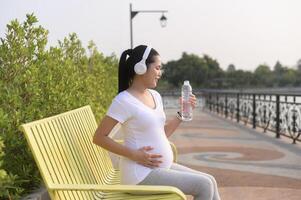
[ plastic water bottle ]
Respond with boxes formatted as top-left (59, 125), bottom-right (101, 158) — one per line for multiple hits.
top-left (181, 80), bottom-right (192, 121)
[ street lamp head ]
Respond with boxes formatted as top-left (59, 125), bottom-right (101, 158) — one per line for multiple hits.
top-left (160, 13), bottom-right (167, 27)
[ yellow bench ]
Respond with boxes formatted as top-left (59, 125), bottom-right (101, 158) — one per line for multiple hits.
top-left (20, 105), bottom-right (185, 200)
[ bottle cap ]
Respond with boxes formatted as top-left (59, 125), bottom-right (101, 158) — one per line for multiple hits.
top-left (184, 80), bottom-right (190, 85)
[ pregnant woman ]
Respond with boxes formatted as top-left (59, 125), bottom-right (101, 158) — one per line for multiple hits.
top-left (93, 45), bottom-right (221, 200)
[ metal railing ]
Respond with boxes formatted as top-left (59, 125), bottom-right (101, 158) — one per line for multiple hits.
top-left (203, 91), bottom-right (301, 144)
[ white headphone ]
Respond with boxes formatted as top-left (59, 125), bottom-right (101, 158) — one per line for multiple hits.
top-left (134, 46), bottom-right (152, 75)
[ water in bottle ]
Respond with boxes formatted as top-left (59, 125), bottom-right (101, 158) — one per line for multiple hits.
top-left (181, 80), bottom-right (193, 121)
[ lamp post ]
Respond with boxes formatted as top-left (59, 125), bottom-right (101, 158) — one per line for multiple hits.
top-left (130, 3), bottom-right (168, 49)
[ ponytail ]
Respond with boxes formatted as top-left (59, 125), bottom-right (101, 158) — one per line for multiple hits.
top-left (118, 49), bottom-right (132, 93)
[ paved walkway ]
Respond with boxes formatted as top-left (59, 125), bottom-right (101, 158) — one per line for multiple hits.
top-left (165, 108), bottom-right (301, 200)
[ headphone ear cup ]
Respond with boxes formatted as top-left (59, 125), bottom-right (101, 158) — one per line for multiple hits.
top-left (134, 62), bottom-right (147, 75)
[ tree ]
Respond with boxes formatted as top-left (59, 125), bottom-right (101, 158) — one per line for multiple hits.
top-left (273, 61), bottom-right (285, 87)
top-left (295, 59), bottom-right (301, 86)
top-left (163, 52), bottom-right (209, 87)
top-left (203, 54), bottom-right (224, 88)
top-left (253, 64), bottom-right (273, 87)
top-left (225, 64), bottom-right (236, 88)
top-left (297, 59), bottom-right (301, 72)
top-left (282, 68), bottom-right (297, 86)
top-left (227, 64), bottom-right (236, 73)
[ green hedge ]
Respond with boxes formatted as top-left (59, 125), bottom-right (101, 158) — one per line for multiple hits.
top-left (0, 14), bottom-right (118, 199)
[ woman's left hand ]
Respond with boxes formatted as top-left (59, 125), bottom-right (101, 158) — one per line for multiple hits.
top-left (179, 94), bottom-right (197, 110)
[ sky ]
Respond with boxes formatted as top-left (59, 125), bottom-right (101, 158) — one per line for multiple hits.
top-left (1, 0), bottom-right (301, 71)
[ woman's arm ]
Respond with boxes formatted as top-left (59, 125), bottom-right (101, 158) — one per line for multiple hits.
top-left (93, 116), bottom-right (133, 158)
top-left (164, 115), bottom-right (182, 137)
top-left (93, 116), bottom-right (162, 168)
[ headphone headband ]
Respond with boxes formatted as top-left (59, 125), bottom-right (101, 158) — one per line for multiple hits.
top-left (142, 46), bottom-right (152, 61)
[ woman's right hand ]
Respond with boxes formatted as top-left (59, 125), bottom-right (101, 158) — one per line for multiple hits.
top-left (130, 146), bottom-right (163, 168)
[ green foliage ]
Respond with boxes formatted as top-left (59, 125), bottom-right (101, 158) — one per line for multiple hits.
top-left (163, 52), bottom-right (209, 88)
top-left (273, 61), bottom-right (299, 87)
top-left (294, 59), bottom-right (301, 86)
top-left (253, 64), bottom-right (273, 87)
top-left (162, 53), bottom-right (301, 89)
top-left (1, 132), bottom-right (26, 199)
top-left (0, 14), bottom-right (118, 199)
top-left (163, 53), bottom-right (226, 88)
top-left (227, 69), bottom-right (253, 89)
top-left (0, 170), bottom-right (27, 200)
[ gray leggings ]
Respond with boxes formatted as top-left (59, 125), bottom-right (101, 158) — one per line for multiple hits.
top-left (138, 163), bottom-right (221, 200)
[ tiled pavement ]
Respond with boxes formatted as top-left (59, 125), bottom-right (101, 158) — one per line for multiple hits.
top-left (165, 108), bottom-right (301, 200)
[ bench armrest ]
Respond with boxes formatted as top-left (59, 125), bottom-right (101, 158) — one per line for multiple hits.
top-left (169, 141), bottom-right (178, 162)
top-left (48, 183), bottom-right (186, 199)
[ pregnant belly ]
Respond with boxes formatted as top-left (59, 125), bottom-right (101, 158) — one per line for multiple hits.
top-left (124, 133), bottom-right (174, 168)
top-left (149, 140), bottom-right (174, 168)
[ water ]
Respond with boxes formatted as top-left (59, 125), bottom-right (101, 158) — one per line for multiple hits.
top-left (181, 81), bottom-right (193, 121)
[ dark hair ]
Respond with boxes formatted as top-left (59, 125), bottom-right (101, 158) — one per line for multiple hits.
top-left (118, 45), bottom-right (159, 93)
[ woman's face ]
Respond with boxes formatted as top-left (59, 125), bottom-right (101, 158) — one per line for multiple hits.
top-left (143, 55), bottom-right (162, 88)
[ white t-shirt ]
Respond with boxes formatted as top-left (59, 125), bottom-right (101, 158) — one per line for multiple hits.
top-left (106, 89), bottom-right (174, 185)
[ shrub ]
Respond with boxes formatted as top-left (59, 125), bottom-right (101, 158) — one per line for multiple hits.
top-left (0, 14), bottom-right (118, 199)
